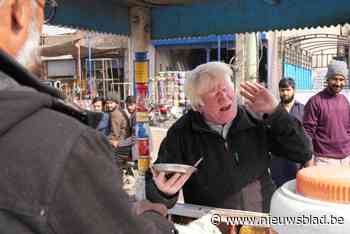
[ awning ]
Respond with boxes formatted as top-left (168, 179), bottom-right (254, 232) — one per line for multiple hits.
top-left (41, 33), bottom-right (128, 58)
top-left (151, 33), bottom-right (267, 47)
top-left (50, 0), bottom-right (350, 38)
top-left (151, 0), bottom-right (350, 39)
top-left (51, 0), bottom-right (129, 35)
top-left (152, 34), bottom-right (234, 47)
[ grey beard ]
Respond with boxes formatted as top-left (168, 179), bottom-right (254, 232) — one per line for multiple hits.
top-left (16, 19), bottom-right (41, 70)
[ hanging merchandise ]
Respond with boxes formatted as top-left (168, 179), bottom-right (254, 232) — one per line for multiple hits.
top-left (151, 71), bottom-right (189, 123)
top-left (178, 72), bottom-right (187, 105)
top-left (157, 75), bottom-right (167, 105)
top-left (156, 71), bottom-right (189, 108)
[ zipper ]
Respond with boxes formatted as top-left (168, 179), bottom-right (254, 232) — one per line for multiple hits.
top-left (224, 141), bottom-right (229, 151)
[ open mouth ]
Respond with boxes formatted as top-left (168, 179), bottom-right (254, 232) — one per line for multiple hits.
top-left (220, 104), bottom-right (232, 112)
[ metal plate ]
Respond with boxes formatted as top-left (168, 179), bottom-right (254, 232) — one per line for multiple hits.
top-left (152, 163), bottom-right (196, 174)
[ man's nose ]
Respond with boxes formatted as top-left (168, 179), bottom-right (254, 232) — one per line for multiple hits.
top-left (218, 90), bottom-right (232, 102)
top-left (335, 80), bottom-right (342, 86)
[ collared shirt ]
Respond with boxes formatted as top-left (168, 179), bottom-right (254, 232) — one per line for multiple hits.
top-left (205, 119), bottom-right (233, 139)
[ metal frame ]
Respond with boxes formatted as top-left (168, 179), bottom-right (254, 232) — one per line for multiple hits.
top-left (282, 33), bottom-right (350, 89)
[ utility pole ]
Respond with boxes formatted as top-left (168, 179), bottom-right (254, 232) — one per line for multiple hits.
top-left (129, 6), bottom-right (152, 201)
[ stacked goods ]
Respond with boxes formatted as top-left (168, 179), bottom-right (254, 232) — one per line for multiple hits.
top-left (134, 52), bottom-right (151, 173)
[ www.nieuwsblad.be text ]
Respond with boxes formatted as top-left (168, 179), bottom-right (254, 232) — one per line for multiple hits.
top-left (210, 213), bottom-right (345, 226)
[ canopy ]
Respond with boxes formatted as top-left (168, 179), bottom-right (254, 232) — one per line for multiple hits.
top-left (52, 0), bottom-right (350, 38)
top-left (151, 0), bottom-right (350, 39)
top-left (41, 33), bottom-right (128, 58)
top-left (51, 0), bottom-right (129, 35)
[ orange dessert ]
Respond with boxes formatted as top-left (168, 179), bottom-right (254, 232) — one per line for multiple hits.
top-left (296, 165), bottom-right (350, 203)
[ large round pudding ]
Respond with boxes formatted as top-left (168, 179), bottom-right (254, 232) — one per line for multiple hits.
top-left (270, 166), bottom-right (350, 234)
top-left (296, 166), bottom-right (350, 203)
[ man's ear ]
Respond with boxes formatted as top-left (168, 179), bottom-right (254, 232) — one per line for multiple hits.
top-left (11, 0), bottom-right (29, 32)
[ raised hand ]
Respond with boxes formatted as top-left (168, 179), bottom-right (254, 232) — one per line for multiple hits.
top-left (240, 81), bottom-right (278, 115)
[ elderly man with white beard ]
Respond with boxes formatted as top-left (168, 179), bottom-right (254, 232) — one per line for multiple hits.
top-left (0, 1), bottom-right (222, 234)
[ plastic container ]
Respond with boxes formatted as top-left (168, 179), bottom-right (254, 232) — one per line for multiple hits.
top-left (270, 180), bottom-right (350, 234)
top-left (136, 112), bottom-right (149, 122)
top-left (138, 156), bottom-right (150, 172)
top-left (137, 139), bottom-right (149, 156)
top-left (136, 83), bottom-right (149, 97)
top-left (135, 122), bottom-right (150, 138)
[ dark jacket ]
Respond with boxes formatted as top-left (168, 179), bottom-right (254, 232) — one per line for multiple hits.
top-left (108, 108), bottom-right (132, 143)
top-left (0, 70), bottom-right (175, 233)
top-left (289, 101), bottom-right (304, 123)
top-left (270, 101), bottom-right (305, 187)
top-left (146, 106), bottom-right (312, 212)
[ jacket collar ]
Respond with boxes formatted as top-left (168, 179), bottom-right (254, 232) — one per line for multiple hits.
top-left (279, 99), bottom-right (302, 110)
top-left (0, 71), bottom-right (21, 91)
top-left (190, 106), bottom-right (258, 135)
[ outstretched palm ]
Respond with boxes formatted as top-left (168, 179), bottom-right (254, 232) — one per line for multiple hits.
top-left (240, 82), bottom-right (278, 114)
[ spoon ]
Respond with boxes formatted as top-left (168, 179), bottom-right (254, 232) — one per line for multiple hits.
top-left (193, 157), bottom-right (204, 168)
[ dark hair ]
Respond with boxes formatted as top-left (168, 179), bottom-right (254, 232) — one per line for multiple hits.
top-left (279, 78), bottom-right (295, 89)
top-left (92, 96), bottom-right (104, 104)
top-left (125, 95), bottom-right (136, 105)
top-left (105, 92), bottom-right (120, 103)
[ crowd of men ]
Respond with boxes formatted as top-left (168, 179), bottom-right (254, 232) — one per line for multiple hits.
top-left (92, 95), bottom-right (136, 156)
top-left (271, 59), bottom-right (350, 187)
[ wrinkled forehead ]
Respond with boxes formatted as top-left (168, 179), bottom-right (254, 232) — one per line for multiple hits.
top-left (196, 73), bottom-right (234, 95)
